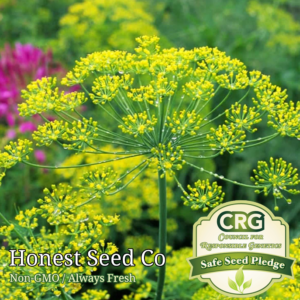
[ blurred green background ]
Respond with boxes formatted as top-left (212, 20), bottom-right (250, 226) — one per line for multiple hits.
top-left (1, 0), bottom-right (300, 298)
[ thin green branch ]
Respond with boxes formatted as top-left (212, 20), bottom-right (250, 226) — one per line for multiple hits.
top-left (108, 163), bottom-right (149, 195)
top-left (21, 153), bottom-right (147, 170)
top-left (184, 152), bottom-right (221, 159)
top-left (185, 161), bottom-right (265, 189)
top-left (201, 90), bottom-right (232, 120)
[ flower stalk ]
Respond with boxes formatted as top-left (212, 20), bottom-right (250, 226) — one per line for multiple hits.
top-left (156, 169), bottom-right (167, 300)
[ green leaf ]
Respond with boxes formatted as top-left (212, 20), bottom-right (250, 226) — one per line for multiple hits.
top-left (235, 266), bottom-right (244, 287)
top-left (228, 277), bottom-right (238, 291)
top-left (243, 279), bottom-right (252, 290)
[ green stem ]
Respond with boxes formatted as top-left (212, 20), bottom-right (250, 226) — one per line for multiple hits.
top-left (59, 288), bottom-right (71, 300)
top-left (156, 170), bottom-right (167, 300)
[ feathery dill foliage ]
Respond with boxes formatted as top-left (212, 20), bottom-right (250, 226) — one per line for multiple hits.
top-left (1, 35), bottom-right (300, 299)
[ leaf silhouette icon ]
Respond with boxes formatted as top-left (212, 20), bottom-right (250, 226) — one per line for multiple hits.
top-left (228, 277), bottom-right (238, 291)
top-left (235, 266), bottom-right (244, 287)
top-left (243, 279), bottom-right (252, 290)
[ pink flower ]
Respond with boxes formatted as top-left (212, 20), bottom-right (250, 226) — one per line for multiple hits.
top-left (0, 43), bottom-right (79, 137)
top-left (34, 150), bottom-right (46, 163)
top-left (6, 129), bottom-right (16, 139)
top-left (19, 122), bottom-right (37, 133)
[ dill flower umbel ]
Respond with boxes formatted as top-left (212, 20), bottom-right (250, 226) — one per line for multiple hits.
top-left (181, 179), bottom-right (225, 211)
top-left (251, 157), bottom-right (300, 209)
top-left (2, 35), bottom-right (300, 299)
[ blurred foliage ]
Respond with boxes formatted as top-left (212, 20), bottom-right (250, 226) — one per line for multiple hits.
top-left (52, 0), bottom-right (160, 63)
top-left (0, 0), bottom-right (76, 48)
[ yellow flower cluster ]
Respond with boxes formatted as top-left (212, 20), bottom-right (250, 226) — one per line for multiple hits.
top-left (195, 48), bottom-right (230, 76)
top-left (19, 77), bottom-right (86, 116)
top-left (166, 110), bottom-right (202, 136)
top-left (135, 36), bottom-right (161, 56)
top-left (81, 289), bottom-right (110, 300)
top-left (253, 76), bottom-right (288, 112)
top-left (251, 157), bottom-right (300, 207)
top-left (19, 77), bottom-right (59, 116)
top-left (248, 70), bottom-right (264, 87)
top-left (15, 208), bottom-right (38, 229)
top-left (57, 36), bottom-right (292, 141)
top-left (268, 101), bottom-right (300, 138)
top-left (53, 0), bottom-right (158, 58)
top-left (62, 50), bottom-right (130, 86)
top-left (150, 74), bottom-right (178, 103)
top-left (182, 179), bottom-right (224, 212)
top-left (149, 143), bottom-right (185, 177)
top-left (125, 76), bottom-right (177, 106)
top-left (4, 139), bottom-right (33, 161)
top-left (0, 278), bottom-right (29, 300)
top-left (127, 85), bottom-right (155, 104)
top-left (58, 91), bottom-right (87, 111)
top-left (119, 112), bottom-right (157, 138)
top-left (37, 183), bottom-right (79, 225)
top-left (183, 79), bottom-right (215, 101)
top-left (148, 48), bottom-right (194, 79)
top-left (33, 120), bottom-right (65, 146)
top-left (225, 103), bottom-right (262, 133)
top-left (215, 59), bottom-right (249, 90)
top-left (207, 125), bottom-right (246, 155)
top-left (33, 118), bottom-right (99, 150)
top-left (63, 118), bottom-right (99, 150)
top-left (79, 168), bottom-right (119, 199)
top-left (90, 75), bottom-right (122, 105)
top-left (0, 139), bottom-right (33, 185)
top-left (67, 221), bottom-right (118, 252)
top-left (38, 177), bottom-right (120, 226)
